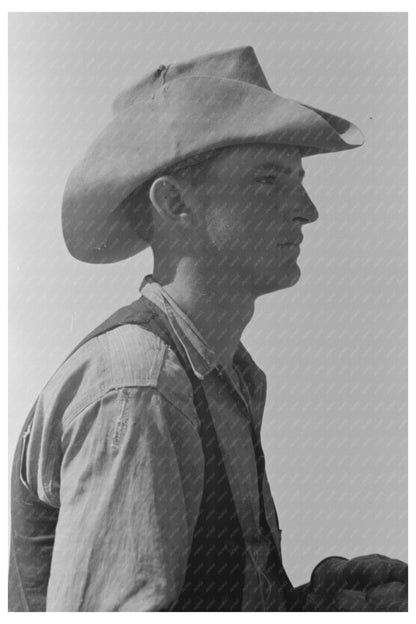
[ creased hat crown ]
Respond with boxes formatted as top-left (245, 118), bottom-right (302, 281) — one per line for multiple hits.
top-left (113, 46), bottom-right (271, 115)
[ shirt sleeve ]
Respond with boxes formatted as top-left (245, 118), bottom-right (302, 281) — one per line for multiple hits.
top-left (46, 386), bottom-right (204, 612)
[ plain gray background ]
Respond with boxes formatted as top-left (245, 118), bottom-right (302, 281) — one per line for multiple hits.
top-left (9, 12), bottom-right (407, 587)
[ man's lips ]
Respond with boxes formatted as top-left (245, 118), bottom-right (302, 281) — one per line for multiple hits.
top-left (280, 242), bottom-right (300, 246)
top-left (278, 238), bottom-right (303, 246)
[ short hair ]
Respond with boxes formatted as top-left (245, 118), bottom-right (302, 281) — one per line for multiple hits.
top-left (121, 147), bottom-right (227, 245)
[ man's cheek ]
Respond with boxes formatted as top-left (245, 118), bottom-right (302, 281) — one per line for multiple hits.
top-left (206, 210), bottom-right (242, 250)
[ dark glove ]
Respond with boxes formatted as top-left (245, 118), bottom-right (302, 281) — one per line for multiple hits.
top-left (289, 554), bottom-right (408, 611)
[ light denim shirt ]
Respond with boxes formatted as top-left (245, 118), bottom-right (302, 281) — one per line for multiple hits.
top-left (23, 275), bottom-right (287, 611)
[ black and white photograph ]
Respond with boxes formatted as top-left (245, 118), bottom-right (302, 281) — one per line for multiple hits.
top-left (8, 10), bottom-right (408, 612)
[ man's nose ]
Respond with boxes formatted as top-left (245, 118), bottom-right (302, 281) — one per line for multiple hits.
top-left (293, 188), bottom-right (319, 224)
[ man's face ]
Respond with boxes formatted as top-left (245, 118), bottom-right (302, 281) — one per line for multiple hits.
top-left (188, 143), bottom-right (319, 297)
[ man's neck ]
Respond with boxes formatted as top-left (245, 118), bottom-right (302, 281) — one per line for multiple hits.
top-left (153, 260), bottom-right (256, 372)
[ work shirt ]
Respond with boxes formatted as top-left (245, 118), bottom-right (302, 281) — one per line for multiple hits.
top-left (21, 274), bottom-right (287, 611)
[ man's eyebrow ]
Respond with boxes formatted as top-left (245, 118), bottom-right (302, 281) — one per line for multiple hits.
top-left (255, 162), bottom-right (306, 180)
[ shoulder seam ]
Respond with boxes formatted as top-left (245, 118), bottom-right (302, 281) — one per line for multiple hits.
top-left (62, 383), bottom-right (198, 430)
top-left (62, 383), bottom-right (158, 428)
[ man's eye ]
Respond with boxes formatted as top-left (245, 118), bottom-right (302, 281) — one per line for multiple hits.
top-left (256, 175), bottom-right (278, 185)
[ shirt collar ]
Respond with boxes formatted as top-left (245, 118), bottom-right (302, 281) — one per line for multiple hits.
top-left (138, 274), bottom-right (253, 381)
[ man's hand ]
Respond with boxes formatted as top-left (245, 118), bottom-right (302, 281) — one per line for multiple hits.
top-left (290, 554), bottom-right (408, 611)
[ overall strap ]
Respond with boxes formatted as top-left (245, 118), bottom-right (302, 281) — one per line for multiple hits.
top-left (223, 368), bottom-right (294, 606)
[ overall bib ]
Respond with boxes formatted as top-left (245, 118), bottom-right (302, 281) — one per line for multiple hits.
top-left (9, 296), bottom-right (294, 611)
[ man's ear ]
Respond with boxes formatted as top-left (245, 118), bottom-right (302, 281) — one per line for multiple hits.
top-left (149, 176), bottom-right (189, 224)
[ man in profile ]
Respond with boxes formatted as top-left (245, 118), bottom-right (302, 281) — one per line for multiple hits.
top-left (9, 46), bottom-right (407, 611)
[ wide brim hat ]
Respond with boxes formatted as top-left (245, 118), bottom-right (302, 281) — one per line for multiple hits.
top-left (62, 46), bottom-right (364, 264)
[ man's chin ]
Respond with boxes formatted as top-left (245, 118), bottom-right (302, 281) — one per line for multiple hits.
top-left (254, 264), bottom-right (301, 297)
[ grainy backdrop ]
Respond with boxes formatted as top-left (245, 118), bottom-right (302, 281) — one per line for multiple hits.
top-left (9, 12), bottom-right (407, 587)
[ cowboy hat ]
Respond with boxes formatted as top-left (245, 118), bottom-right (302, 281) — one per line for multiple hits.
top-left (62, 46), bottom-right (364, 264)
